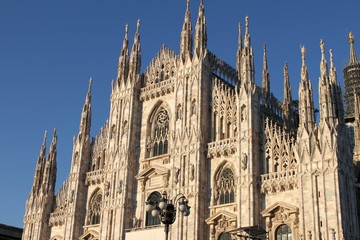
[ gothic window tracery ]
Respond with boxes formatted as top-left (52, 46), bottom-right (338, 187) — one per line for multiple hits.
top-left (88, 191), bottom-right (102, 225)
top-left (216, 168), bottom-right (235, 205)
top-left (152, 108), bottom-right (169, 157)
top-left (145, 192), bottom-right (161, 226)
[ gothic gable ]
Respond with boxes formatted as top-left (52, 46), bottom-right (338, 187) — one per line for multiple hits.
top-left (205, 210), bottom-right (237, 224)
top-left (136, 165), bottom-right (170, 190)
top-left (143, 44), bottom-right (177, 87)
top-left (261, 202), bottom-right (298, 217)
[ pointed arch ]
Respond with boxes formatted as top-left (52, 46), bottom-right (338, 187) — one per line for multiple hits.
top-left (146, 101), bottom-right (171, 158)
top-left (87, 188), bottom-right (102, 225)
top-left (147, 100), bottom-right (172, 124)
top-left (213, 161), bottom-right (236, 205)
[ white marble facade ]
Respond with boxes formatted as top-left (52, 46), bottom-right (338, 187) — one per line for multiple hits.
top-left (23, 2), bottom-right (360, 240)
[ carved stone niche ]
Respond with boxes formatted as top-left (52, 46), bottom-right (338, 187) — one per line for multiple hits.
top-left (261, 202), bottom-right (299, 240)
top-left (136, 164), bottom-right (170, 191)
top-left (205, 210), bottom-right (237, 240)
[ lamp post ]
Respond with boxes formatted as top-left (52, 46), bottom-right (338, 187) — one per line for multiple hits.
top-left (145, 191), bottom-right (191, 240)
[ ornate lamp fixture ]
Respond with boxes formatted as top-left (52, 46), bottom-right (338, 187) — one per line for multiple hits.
top-left (145, 191), bottom-right (190, 240)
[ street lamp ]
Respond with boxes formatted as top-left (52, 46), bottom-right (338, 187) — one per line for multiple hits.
top-left (145, 191), bottom-right (191, 240)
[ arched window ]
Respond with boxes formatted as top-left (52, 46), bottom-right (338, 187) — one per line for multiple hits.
top-left (88, 191), bottom-right (102, 225)
top-left (276, 224), bottom-right (292, 240)
top-left (217, 168), bottom-right (235, 205)
top-left (152, 108), bottom-right (169, 157)
top-left (145, 192), bottom-right (161, 226)
top-left (218, 232), bottom-right (232, 240)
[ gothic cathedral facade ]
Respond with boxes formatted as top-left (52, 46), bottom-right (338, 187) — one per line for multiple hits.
top-left (23, 1), bottom-right (360, 239)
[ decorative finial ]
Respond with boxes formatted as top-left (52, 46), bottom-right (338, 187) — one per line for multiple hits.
top-left (185, 0), bottom-right (191, 19)
top-left (121, 24), bottom-right (129, 50)
top-left (320, 39), bottom-right (325, 56)
top-left (238, 22), bottom-right (241, 35)
top-left (349, 32), bottom-right (354, 43)
top-left (329, 49), bottom-right (334, 66)
top-left (88, 77), bottom-right (93, 92)
top-left (263, 43), bottom-right (267, 54)
top-left (245, 16), bottom-right (249, 29)
top-left (43, 130), bottom-right (48, 145)
top-left (301, 45), bottom-right (306, 63)
top-left (136, 19), bottom-right (140, 32)
top-left (52, 128), bottom-right (57, 143)
top-left (348, 31), bottom-right (358, 64)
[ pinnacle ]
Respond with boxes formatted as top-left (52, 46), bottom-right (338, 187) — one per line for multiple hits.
top-left (329, 49), bottom-right (334, 68)
top-left (88, 77), bottom-right (93, 93)
top-left (42, 130), bottom-right (48, 146)
top-left (320, 39), bottom-right (325, 59)
top-left (301, 45), bottom-right (306, 64)
top-left (136, 19), bottom-right (140, 33)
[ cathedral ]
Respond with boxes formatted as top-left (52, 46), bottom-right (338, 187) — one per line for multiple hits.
top-left (22, 1), bottom-right (360, 239)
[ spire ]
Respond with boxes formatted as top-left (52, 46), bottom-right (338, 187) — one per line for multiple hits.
top-left (42, 128), bottom-right (57, 195)
top-left (244, 16), bottom-right (251, 48)
top-left (49, 128), bottom-right (57, 155)
top-left (180, 0), bottom-right (192, 61)
top-left (320, 39), bottom-right (329, 79)
top-left (31, 130), bottom-right (48, 194)
top-left (236, 22), bottom-right (243, 80)
top-left (329, 49), bottom-right (336, 83)
top-left (79, 77), bottom-right (92, 138)
top-left (298, 46), bottom-right (315, 131)
top-left (329, 49), bottom-right (345, 123)
top-left (194, 0), bottom-right (207, 58)
top-left (283, 62), bottom-right (292, 129)
top-left (318, 40), bottom-right (336, 125)
top-left (301, 45), bottom-right (308, 82)
top-left (283, 62), bottom-right (291, 104)
top-left (117, 24), bottom-right (129, 84)
top-left (129, 19), bottom-right (141, 79)
top-left (240, 16), bottom-right (255, 86)
top-left (349, 32), bottom-right (358, 64)
top-left (262, 43), bottom-right (270, 97)
top-left (40, 130), bottom-right (47, 158)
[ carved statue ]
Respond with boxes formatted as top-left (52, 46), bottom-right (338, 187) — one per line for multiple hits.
top-left (241, 153), bottom-right (248, 170)
top-left (131, 215), bottom-right (141, 228)
top-left (174, 168), bottom-right (180, 184)
top-left (104, 181), bottom-right (110, 196)
top-left (241, 106), bottom-right (247, 122)
top-left (145, 137), bottom-right (153, 152)
top-left (307, 230), bottom-right (312, 240)
top-left (122, 121), bottom-right (128, 137)
top-left (117, 180), bottom-right (123, 194)
top-left (177, 105), bottom-right (182, 120)
top-left (190, 163), bottom-right (195, 181)
top-left (69, 190), bottom-right (74, 203)
top-left (213, 187), bottom-right (219, 205)
top-left (191, 100), bottom-right (196, 115)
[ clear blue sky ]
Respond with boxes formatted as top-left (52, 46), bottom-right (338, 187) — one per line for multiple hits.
top-left (0, 0), bottom-right (359, 228)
